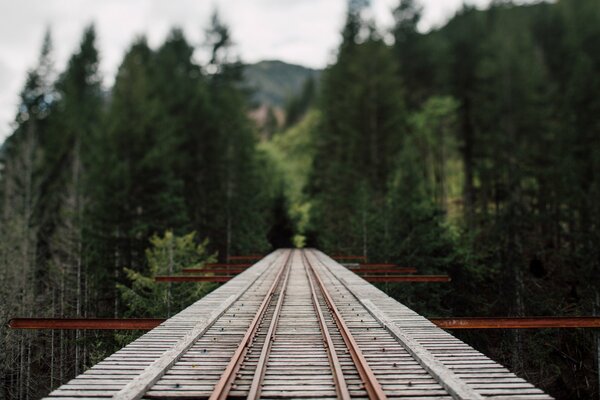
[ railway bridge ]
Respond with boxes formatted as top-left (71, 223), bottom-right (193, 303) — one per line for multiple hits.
top-left (44, 249), bottom-right (552, 399)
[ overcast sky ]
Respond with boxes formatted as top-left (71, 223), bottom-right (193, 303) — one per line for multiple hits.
top-left (0, 0), bottom-right (501, 143)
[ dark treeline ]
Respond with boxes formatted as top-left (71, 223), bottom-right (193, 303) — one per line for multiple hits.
top-left (0, 0), bottom-right (599, 399)
top-left (303, 0), bottom-right (600, 398)
top-left (0, 15), bottom-right (276, 399)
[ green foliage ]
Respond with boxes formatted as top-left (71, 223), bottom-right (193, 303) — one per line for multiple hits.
top-left (309, 18), bottom-right (407, 253)
top-left (259, 110), bottom-right (320, 245)
top-left (118, 231), bottom-right (216, 318)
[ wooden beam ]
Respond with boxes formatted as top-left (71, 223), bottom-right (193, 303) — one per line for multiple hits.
top-left (353, 268), bottom-right (418, 274)
top-left (155, 276), bottom-right (232, 282)
top-left (8, 318), bottom-right (163, 330)
top-left (365, 275), bottom-right (450, 283)
top-left (182, 268), bottom-right (245, 274)
top-left (332, 255), bottom-right (367, 261)
top-left (205, 263), bottom-right (252, 268)
top-left (358, 263), bottom-right (399, 267)
top-left (227, 255), bottom-right (263, 261)
top-left (430, 317), bottom-right (600, 329)
top-left (10, 317), bottom-right (600, 330)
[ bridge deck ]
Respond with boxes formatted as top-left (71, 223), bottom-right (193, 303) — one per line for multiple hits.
top-left (44, 249), bottom-right (552, 399)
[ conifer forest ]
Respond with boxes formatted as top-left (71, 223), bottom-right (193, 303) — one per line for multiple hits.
top-left (1, 1), bottom-right (600, 399)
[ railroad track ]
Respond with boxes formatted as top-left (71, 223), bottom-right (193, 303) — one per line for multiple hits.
top-left (45, 249), bottom-right (552, 399)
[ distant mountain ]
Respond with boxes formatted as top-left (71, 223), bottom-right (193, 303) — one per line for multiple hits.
top-left (243, 60), bottom-right (321, 108)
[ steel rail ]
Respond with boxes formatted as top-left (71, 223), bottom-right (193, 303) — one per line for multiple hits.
top-left (302, 253), bottom-right (352, 400)
top-left (113, 250), bottom-right (286, 400)
top-left (304, 252), bottom-right (388, 400)
top-left (246, 251), bottom-right (294, 399)
top-left (209, 250), bottom-right (292, 400)
top-left (311, 249), bottom-right (484, 400)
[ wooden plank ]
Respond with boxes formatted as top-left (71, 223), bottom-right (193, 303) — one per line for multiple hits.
top-left (8, 318), bottom-right (162, 330)
top-left (155, 276), bottom-right (232, 282)
top-left (430, 317), bottom-right (600, 329)
top-left (365, 275), bottom-right (450, 283)
top-left (114, 251), bottom-right (287, 400)
top-left (359, 299), bottom-right (484, 400)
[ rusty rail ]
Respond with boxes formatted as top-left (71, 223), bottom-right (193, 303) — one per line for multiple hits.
top-left (209, 252), bottom-right (292, 400)
top-left (304, 252), bottom-right (387, 399)
top-left (302, 254), bottom-right (351, 399)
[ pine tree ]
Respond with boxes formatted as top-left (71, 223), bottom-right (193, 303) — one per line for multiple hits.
top-left (0, 29), bottom-right (56, 400)
top-left (118, 231), bottom-right (216, 318)
top-left (309, 4), bottom-right (406, 256)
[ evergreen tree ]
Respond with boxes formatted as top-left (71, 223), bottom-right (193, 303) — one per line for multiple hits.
top-left (309, 5), bottom-right (406, 256)
top-left (118, 231), bottom-right (216, 318)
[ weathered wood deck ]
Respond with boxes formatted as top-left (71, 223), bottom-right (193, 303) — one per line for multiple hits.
top-left (44, 249), bottom-right (552, 399)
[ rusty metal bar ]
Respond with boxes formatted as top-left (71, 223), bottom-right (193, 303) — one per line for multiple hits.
top-left (182, 268), bottom-right (246, 274)
top-left (431, 317), bottom-right (600, 329)
top-left (227, 255), bottom-right (264, 261)
top-left (354, 268), bottom-right (418, 274)
top-left (358, 263), bottom-right (398, 267)
top-left (332, 255), bottom-right (367, 261)
top-left (155, 276), bottom-right (232, 282)
top-left (365, 275), bottom-right (450, 283)
top-left (8, 318), bottom-right (163, 330)
top-left (10, 316), bottom-right (600, 331)
top-left (205, 263), bottom-right (252, 268)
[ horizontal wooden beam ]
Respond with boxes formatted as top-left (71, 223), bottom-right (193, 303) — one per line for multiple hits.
top-left (332, 255), bottom-right (367, 261)
top-left (155, 276), bottom-right (232, 282)
top-left (182, 268), bottom-right (245, 274)
top-left (358, 263), bottom-right (399, 267)
top-left (353, 268), bottom-right (418, 274)
top-left (227, 255), bottom-right (263, 261)
top-left (10, 317), bottom-right (600, 330)
top-left (430, 317), bottom-right (600, 329)
top-left (365, 275), bottom-right (450, 282)
top-left (205, 263), bottom-right (252, 268)
top-left (8, 318), bottom-right (163, 330)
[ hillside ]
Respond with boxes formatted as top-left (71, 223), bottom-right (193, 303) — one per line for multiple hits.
top-left (243, 60), bottom-right (321, 107)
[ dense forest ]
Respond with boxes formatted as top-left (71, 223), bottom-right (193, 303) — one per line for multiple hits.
top-left (1, 0), bottom-right (599, 399)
